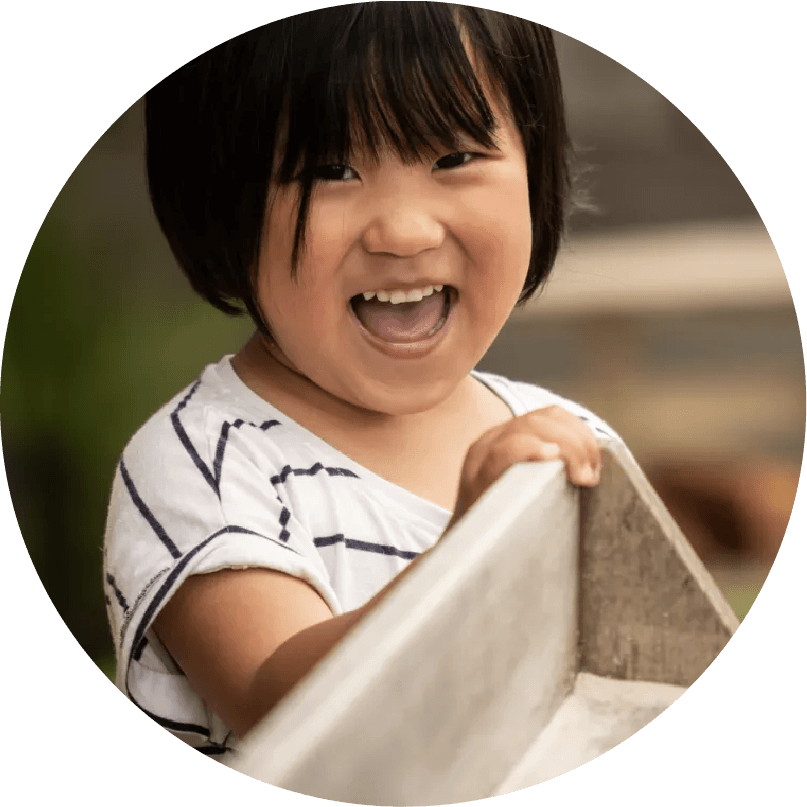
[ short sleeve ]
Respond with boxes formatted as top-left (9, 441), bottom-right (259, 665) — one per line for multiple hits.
top-left (103, 392), bottom-right (341, 744)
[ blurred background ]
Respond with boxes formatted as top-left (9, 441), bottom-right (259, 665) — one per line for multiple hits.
top-left (1, 30), bottom-right (803, 681)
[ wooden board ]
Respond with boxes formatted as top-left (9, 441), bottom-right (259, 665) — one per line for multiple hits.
top-left (579, 441), bottom-right (739, 686)
top-left (226, 443), bottom-right (738, 803)
top-left (228, 461), bottom-right (580, 805)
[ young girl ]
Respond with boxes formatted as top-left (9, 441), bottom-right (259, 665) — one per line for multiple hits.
top-left (104, 3), bottom-right (616, 758)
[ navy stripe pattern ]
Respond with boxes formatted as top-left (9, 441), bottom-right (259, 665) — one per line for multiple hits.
top-left (125, 525), bottom-right (301, 696)
top-left (577, 413), bottom-right (615, 438)
top-left (170, 379), bottom-right (281, 498)
top-left (119, 460), bottom-right (182, 559)
top-left (278, 506), bottom-right (291, 542)
top-left (211, 524), bottom-right (300, 551)
top-left (104, 359), bottom-right (628, 758)
top-left (314, 534), bottom-right (420, 561)
top-left (105, 573), bottom-right (129, 611)
top-left (270, 463), bottom-right (359, 487)
top-left (126, 532), bottom-right (224, 700)
top-left (196, 745), bottom-right (231, 756)
top-left (109, 364), bottom-right (622, 760)
top-left (123, 522), bottom-right (303, 753)
top-left (268, 463), bottom-right (361, 543)
top-left (130, 692), bottom-right (212, 738)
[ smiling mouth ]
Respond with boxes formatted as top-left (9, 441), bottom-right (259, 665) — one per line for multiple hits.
top-left (350, 286), bottom-right (453, 344)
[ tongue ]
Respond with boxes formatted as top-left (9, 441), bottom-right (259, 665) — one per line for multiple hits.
top-left (353, 291), bottom-right (445, 342)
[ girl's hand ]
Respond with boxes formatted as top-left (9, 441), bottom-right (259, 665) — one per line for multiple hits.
top-left (447, 406), bottom-right (601, 531)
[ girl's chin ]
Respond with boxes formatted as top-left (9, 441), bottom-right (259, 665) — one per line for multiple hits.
top-left (332, 374), bottom-right (469, 417)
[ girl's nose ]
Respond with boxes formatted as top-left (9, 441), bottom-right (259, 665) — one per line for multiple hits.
top-left (361, 201), bottom-right (445, 257)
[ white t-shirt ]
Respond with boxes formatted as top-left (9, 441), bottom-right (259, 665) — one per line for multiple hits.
top-left (103, 356), bottom-right (618, 757)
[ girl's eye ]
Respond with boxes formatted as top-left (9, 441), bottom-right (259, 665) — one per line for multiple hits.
top-left (434, 152), bottom-right (477, 170)
top-left (313, 164), bottom-right (359, 182)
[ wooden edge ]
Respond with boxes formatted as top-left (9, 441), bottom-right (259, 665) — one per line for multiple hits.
top-left (599, 437), bottom-right (740, 635)
top-left (227, 460), bottom-right (575, 794)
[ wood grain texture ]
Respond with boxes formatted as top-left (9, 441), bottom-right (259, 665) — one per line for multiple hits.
top-left (578, 440), bottom-right (739, 686)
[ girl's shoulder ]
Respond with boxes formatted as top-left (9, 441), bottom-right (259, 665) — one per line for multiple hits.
top-left (471, 369), bottom-right (621, 442)
top-left (134, 354), bottom-right (271, 426)
top-left (119, 355), bottom-right (313, 487)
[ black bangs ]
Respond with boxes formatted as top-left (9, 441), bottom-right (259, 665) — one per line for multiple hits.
top-left (277, 3), bottom-right (498, 181)
top-left (275, 3), bottom-right (503, 270)
top-left (146, 4), bottom-right (570, 329)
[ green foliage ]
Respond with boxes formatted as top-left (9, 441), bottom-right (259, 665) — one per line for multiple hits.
top-left (723, 582), bottom-right (761, 622)
top-left (2, 208), bottom-right (251, 662)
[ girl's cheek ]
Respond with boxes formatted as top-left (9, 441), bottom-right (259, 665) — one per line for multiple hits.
top-left (306, 200), bottom-right (360, 260)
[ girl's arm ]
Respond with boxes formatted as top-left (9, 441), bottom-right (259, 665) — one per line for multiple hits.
top-left (154, 405), bottom-right (601, 737)
top-left (153, 551), bottom-right (430, 738)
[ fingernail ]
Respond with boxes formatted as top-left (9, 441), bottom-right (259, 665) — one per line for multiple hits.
top-left (542, 443), bottom-right (561, 459)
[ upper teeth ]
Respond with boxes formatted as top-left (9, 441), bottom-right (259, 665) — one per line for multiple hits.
top-left (362, 284), bottom-right (443, 304)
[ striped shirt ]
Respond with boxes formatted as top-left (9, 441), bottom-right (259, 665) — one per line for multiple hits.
top-left (103, 355), bottom-right (617, 756)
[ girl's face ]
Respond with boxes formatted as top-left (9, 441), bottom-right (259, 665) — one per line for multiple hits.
top-left (255, 99), bottom-right (532, 417)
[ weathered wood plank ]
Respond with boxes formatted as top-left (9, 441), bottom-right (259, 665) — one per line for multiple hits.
top-left (226, 442), bottom-right (739, 803)
top-left (578, 440), bottom-right (739, 686)
top-left (228, 461), bottom-right (579, 805)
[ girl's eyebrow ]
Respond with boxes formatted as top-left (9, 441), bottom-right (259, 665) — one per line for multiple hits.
top-left (424, 118), bottom-right (504, 153)
top-left (453, 128), bottom-right (502, 151)
top-left (330, 130), bottom-right (503, 166)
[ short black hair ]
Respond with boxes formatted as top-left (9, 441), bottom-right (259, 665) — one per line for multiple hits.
top-left (146, 3), bottom-right (570, 332)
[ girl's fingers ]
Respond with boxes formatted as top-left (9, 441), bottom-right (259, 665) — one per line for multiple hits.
top-left (539, 442), bottom-right (561, 460)
top-left (454, 407), bottom-right (603, 527)
top-left (481, 431), bottom-right (560, 481)
top-left (520, 409), bottom-right (600, 486)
